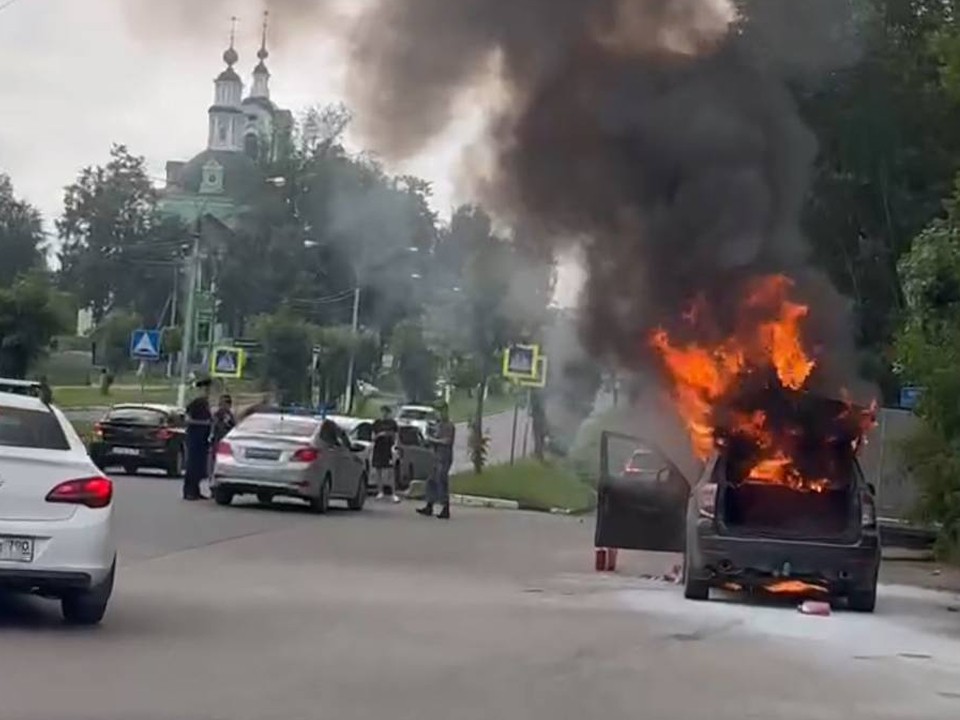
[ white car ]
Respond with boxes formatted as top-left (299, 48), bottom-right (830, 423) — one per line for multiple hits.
top-left (0, 390), bottom-right (116, 624)
top-left (396, 404), bottom-right (440, 438)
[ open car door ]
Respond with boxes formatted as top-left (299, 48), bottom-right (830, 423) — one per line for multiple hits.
top-left (595, 431), bottom-right (689, 553)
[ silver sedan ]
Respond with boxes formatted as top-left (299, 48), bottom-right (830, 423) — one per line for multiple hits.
top-left (211, 414), bottom-right (368, 513)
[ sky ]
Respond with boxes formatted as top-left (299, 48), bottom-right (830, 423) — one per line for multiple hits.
top-left (0, 0), bottom-right (475, 230)
top-left (0, 0), bottom-right (582, 305)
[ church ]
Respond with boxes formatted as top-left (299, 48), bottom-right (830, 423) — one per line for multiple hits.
top-left (161, 15), bottom-right (292, 230)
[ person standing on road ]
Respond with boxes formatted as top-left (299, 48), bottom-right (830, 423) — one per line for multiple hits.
top-left (417, 403), bottom-right (455, 519)
top-left (209, 393), bottom-right (236, 477)
top-left (183, 378), bottom-right (213, 501)
top-left (371, 405), bottom-right (400, 502)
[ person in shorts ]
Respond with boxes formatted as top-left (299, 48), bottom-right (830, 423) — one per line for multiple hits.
top-left (371, 405), bottom-right (400, 502)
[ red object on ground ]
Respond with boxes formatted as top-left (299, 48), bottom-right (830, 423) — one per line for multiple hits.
top-left (595, 548), bottom-right (608, 572)
top-left (798, 600), bottom-right (832, 616)
top-left (606, 548), bottom-right (618, 572)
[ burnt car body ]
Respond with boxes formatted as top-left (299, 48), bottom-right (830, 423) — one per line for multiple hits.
top-left (88, 404), bottom-right (186, 477)
top-left (595, 396), bottom-right (881, 612)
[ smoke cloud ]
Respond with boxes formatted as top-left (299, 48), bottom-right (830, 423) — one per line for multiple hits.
top-left (345, 0), bottom-right (867, 401)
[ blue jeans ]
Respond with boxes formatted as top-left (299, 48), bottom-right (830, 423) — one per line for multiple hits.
top-left (427, 458), bottom-right (451, 506)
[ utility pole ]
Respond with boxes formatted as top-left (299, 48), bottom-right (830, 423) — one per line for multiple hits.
top-left (343, 283), bottom-right (361, 414)
top-left (177, 224), bottom-right (201, 408)
top-left (167, 266), bottom-right (179, 378)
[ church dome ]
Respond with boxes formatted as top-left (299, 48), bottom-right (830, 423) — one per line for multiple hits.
top-left (223, 46), bottom-right (239, 66)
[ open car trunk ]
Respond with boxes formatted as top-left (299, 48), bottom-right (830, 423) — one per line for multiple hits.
top-left (714, 394), bottom-right (866, 544)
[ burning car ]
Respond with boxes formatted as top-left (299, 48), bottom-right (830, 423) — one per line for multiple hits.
top-left (595, 275), bottom-right (881, 611)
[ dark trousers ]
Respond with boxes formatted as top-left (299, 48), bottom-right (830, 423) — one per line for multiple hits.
top-left (426, 458), bottom-right (452, 506)
top-left (183, 441), bottom-right (209, 499)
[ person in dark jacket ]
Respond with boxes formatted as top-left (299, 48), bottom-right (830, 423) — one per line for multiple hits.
top-left (183, 378), bottom-right (213, 501)
top-left (417, 403), bottom-right (455, 519)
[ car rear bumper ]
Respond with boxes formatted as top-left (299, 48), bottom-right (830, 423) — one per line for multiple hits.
top-left (693, 530), bottom-right (880, 587)
top-left (89, 442), bottom-right (173, 466)
top-left (212, 477), bottom-right (314, 498)
top-left (0, 568), bottom-right (94, 593)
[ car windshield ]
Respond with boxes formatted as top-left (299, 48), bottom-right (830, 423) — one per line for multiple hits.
top-left (0, 406), bottom-right (69, 450)
top-left (106, 407), bottom-right (166, 425)
top-left (238, 415), bottom-right (318, 438)
top-left (399, 409), bottom-right (436, 421)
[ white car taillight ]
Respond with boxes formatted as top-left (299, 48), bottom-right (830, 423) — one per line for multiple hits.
top-left (46, 476), bottom-right (113, 509)
top-left (697, 483), bottom-right (718, 519)
top-left (860, 491), bottom-right (877, 528)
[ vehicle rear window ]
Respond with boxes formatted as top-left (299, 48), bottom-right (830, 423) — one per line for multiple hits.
top-left (355, 423), bottom-right (373, 442)
top-left (239, 415), bottom-right (319, 438)
top-left (0, 407), bottom-right (69, 450)
top-left (398, 426), bottom-right (421, 445)
top-left (106, 407), bottom-right (167, 425)
top-left (399, 409), bottom-right (435, 421)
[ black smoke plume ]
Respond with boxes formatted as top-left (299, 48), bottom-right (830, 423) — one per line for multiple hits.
top-left (346, 0), bottom-right (867, 398)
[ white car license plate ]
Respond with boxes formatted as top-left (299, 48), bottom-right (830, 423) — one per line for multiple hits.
top-left (113, 447), bottom-right (140, 456)
top-left (0, 537), bottom-right (34, 563)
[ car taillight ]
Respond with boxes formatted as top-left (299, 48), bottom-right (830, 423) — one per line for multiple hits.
top-left (46, 476), bottom-right (113, 509)
top-left (292, 447), bottom-right (320, 463)
top-left (216, 441), bottom-right (233, 457)
top-left (697, 483), bottom-right (718, 519)
top-left (861, 491), bottom-right (877, 528)
top-left (155, 428), bottom-right (174, 441)
top-left (93, 422), bottom-right (104, 439)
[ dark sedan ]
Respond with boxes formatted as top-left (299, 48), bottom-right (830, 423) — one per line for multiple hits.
top-left (88, 404), bottom-right (186, 476)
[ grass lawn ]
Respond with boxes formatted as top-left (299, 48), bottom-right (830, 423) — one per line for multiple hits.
top-left (451, 460), bottom-right (596, 513)
top-left (53, 384), bottom-right (177, 408)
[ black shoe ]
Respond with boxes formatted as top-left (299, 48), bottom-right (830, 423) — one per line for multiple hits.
top-left (437, 505), bottom-right (450, 520)
top-left (416, 505), bottom-right (434, 517)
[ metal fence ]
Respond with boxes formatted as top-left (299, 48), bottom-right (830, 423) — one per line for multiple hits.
top-left (858, 408), bottom-right (921, 522)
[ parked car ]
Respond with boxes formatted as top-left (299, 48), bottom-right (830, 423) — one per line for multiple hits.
top-left (397, 404), bottom-right (440, 438)
top-left (88, 404), bottom-right (186, 477)
top-left (595, 395), bottom-right (881, 612)
top-left (394, 425), bottom-right (436, 490)
top-left (0, 390), bottom-right (116, 625)
top-left (211, 414), bottom-right (368, 512)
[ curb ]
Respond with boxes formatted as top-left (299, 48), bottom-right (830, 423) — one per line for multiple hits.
top-left (404, 481), bottom-right (520, 510)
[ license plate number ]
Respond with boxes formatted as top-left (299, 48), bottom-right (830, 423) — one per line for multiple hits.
top-left (113, 447), bottom-right (140, 456)
top-left (0, 537), bottom-right (34, 563)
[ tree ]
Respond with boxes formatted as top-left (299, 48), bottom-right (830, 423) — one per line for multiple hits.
top-left (0, 174), bottom-right (47, 285)
top-left (92, 310), bottom-right (142, 375)
top-left (390, 318), bottom-right (437, 402)
top-left (58, 145), bottom-right (185, 322)
top-left (250, 310), bottom-right (314, 405)
top-left (0, 274), bottom-right (65, 378)
top-left (894, 177), bottom-right (960, 555)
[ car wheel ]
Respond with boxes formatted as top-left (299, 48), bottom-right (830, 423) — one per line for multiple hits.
top-left (123, 463), bottom-right (139, 476)
top-left (310, 475), bottom-right (332, 514)
top-left (348, 472), bottom-right (368, 511)
top-left (213, 487), bottom-right (234, 506)
top-left (61, 561), bottom-right (115, 626)
top-left (257, 492), bottom-right (274, 505)
top-left (166, 448), bottom-right (185, 478)
top-left (847, 577), bottom-right (878, 613)
top-left (682, 550), bottom-right (710, 601)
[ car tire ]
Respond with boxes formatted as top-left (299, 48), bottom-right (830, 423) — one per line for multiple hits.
top-left (166, 448), bottom-right (184, 478)
top-left (257, 492), bottom-right (274, 505)
top-left (848, 578), bottom-right (878, 613)
top-left (123, 463), bottom-right (138, 476)
top-left (213, 487), bottom-right (234, 506)
top-left (682, 551), bottom-right (710, 601)
top-left (310, 475), bottom-right (332, 514)
top-left (348, 472), bottom-right (368, 511)
top-left (61, 561), bottom-right (115, 626)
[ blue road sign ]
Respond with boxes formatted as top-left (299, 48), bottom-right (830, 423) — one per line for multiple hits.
top-left (130, 329), bottom-right (162, 361)
top-left (899, 386), bottom-right (924, 411)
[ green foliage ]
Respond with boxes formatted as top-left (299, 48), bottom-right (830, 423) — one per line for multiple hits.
top-left (0, 174), bottom-right (47, 284)
top-left (312, 324), bottom-right (379, 405)
top-left (451, 460), bottom-right (596, 513)
top-left (57, 145), bottom-right (187, 322)
top-left (249, 310), bottom-right (314, 404)
top-left (92, 310), bottom-right (142, 374)
top-left (0, 273), bottom-right (66, 378)
top-left (390, 318), bottom-right (437, 402)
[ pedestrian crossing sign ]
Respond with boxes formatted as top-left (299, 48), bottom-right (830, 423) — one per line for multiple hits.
top-left (518, 356), bottom-right (548, 388)
top-left (210, 346), bottom-right (245, 379)
top-left (130, 329), bottom-right (162, 361)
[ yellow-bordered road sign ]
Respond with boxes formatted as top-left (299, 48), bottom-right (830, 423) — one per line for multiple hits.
top-left (502, 344), bottom-right (540, 380)
top-left (210, 346), bottom-right (246, 379)
top-left (519, 356), bottom-right (548, 388)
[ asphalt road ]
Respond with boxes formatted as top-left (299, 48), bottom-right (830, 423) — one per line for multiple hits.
top-left (2, 470), bottom-right (960, 720)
